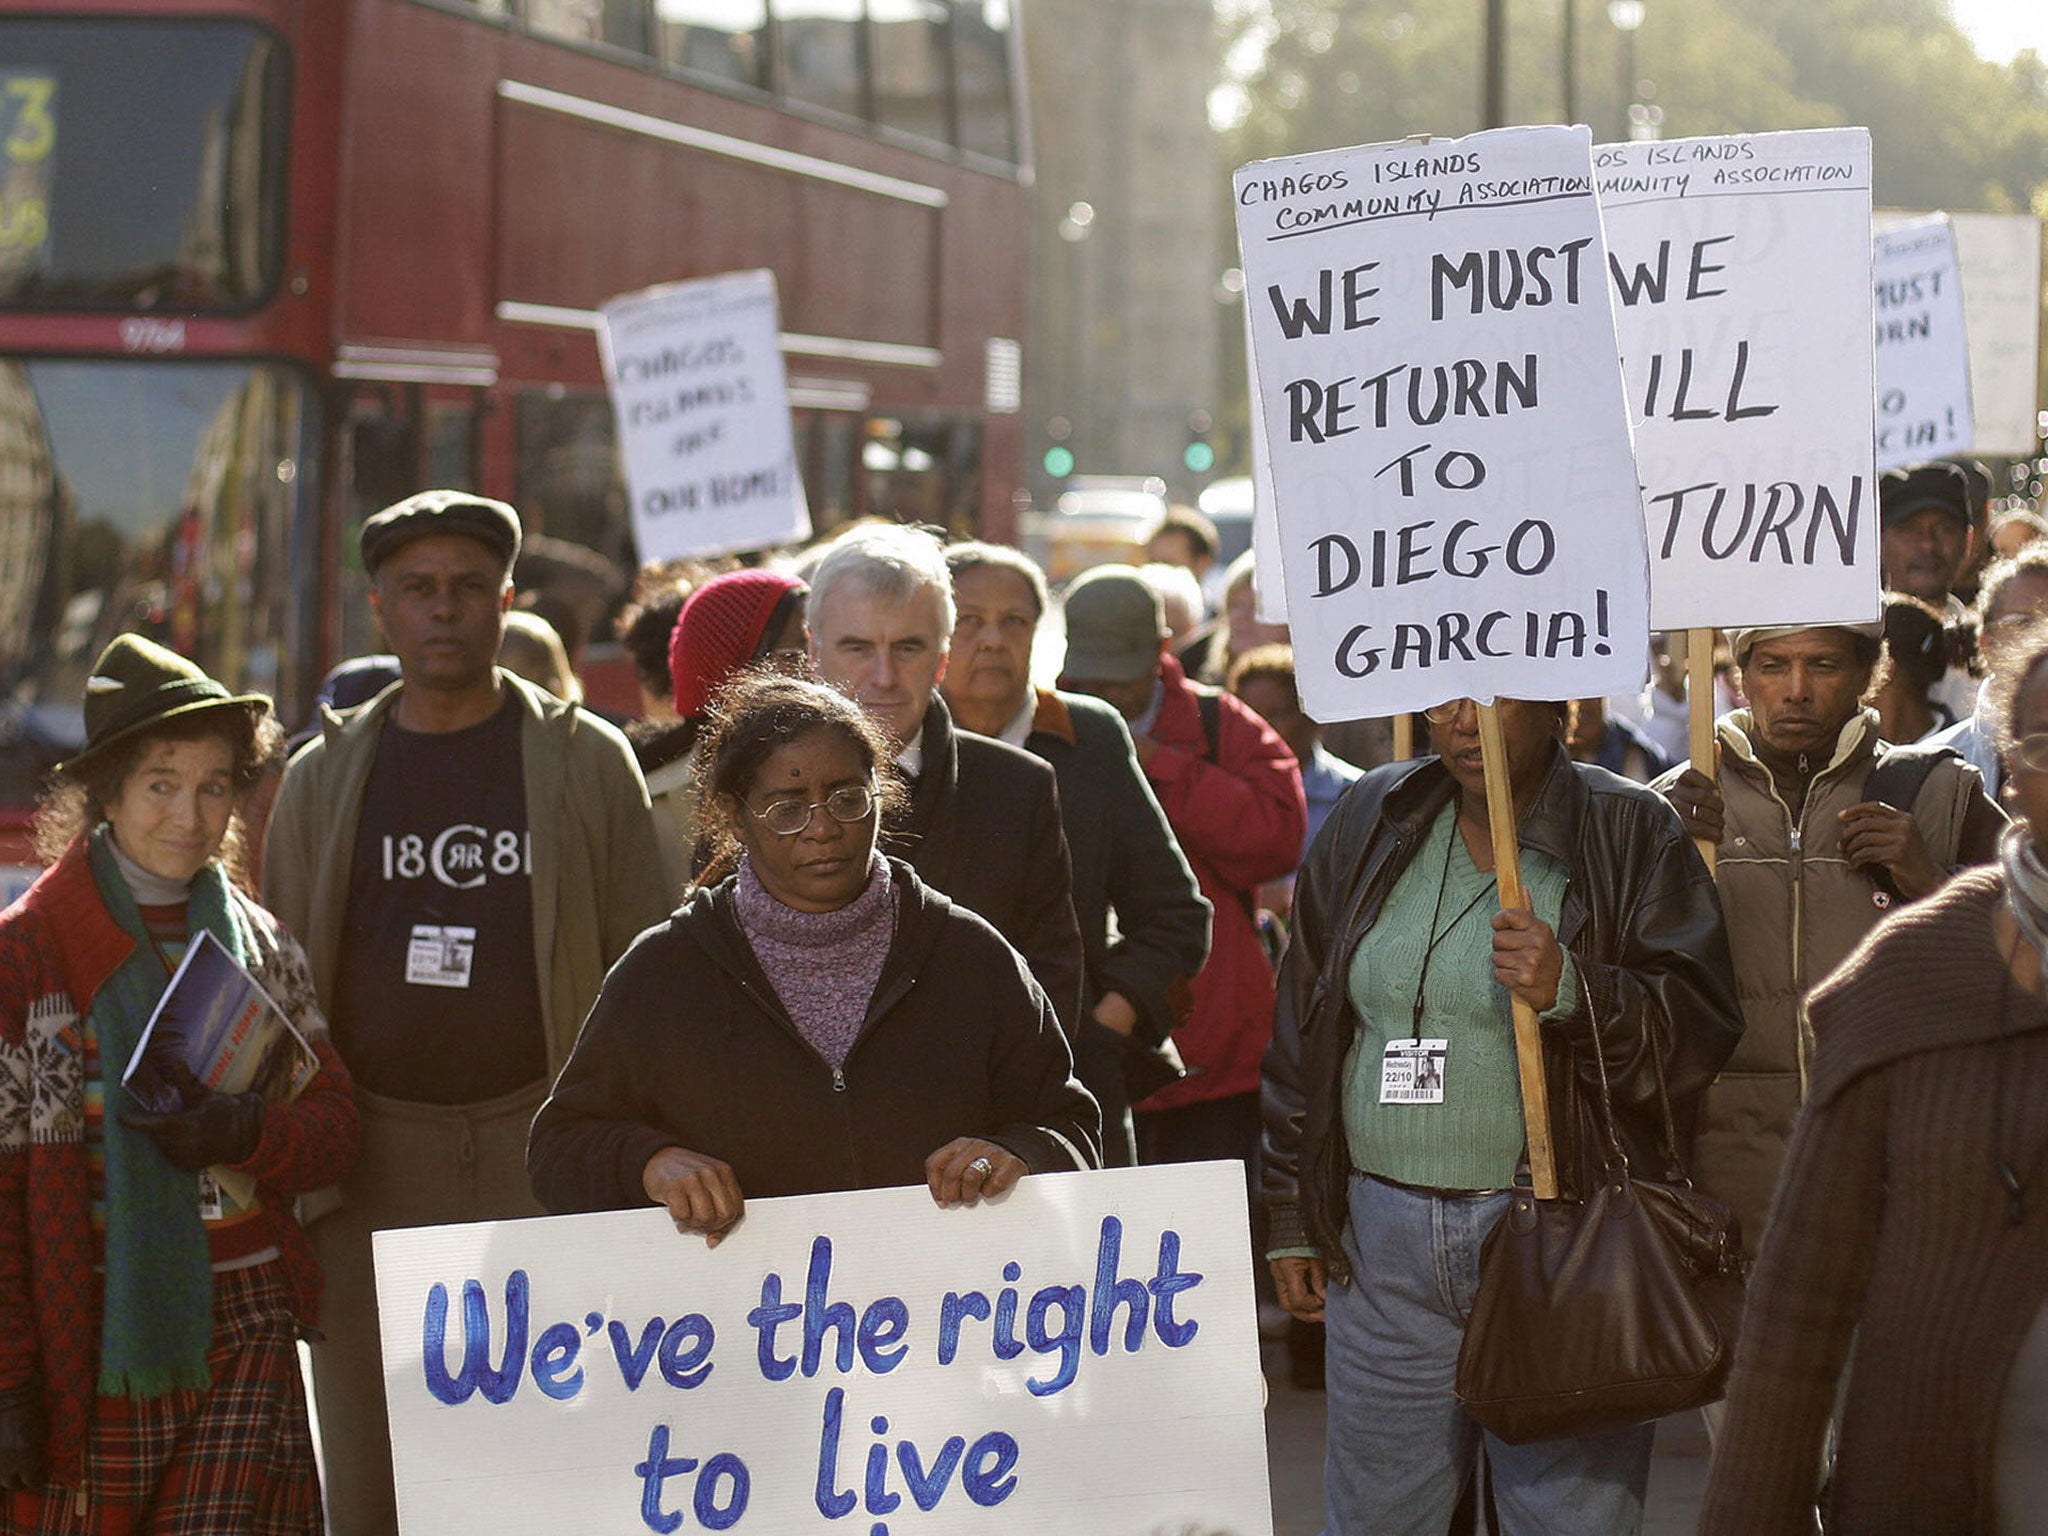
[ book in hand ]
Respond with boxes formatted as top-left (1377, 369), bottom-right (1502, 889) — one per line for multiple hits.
top-left (123, 930), bottom-right (319, 1206)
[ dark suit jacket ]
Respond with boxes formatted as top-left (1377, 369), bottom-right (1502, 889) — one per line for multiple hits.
top-left (887, 695), bottom-right (1085, 1033)
top-left (1025, 689), bottom-right (1210, 1041)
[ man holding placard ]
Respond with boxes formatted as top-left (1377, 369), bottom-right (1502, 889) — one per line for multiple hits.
top-left (1655, 622), bottom-right (2002, 1263)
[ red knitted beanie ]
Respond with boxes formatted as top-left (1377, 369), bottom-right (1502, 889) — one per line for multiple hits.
top-left (670, 569), bottom-right (807, 719)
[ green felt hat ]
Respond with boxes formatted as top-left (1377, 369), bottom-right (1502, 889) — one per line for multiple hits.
top-left (59, 634), bottom-right (269, 774)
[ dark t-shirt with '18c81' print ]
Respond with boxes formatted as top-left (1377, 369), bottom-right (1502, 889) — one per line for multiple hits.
top-left (330, 694), bottom-right (547, 1104)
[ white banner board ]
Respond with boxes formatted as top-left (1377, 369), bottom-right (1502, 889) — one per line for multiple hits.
top-left (1877, 210), bottom-right (2044, 458)
top-left (1242, 302), bottom-right (1290, 623)
top-left (1234, 125), bottom-right (1650, 719)
top-left (1596, 128), bottom-right (1878, 630)
top-left (600, 269), bottom-right (812, 563)
top-left (373, 1164), bottom-right (1272, 1536)
top-left (1872, 215), bottom-right (1974, 471)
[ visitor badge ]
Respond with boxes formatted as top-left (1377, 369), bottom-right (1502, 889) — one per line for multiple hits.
top-left (1380, 1038), bottom-right (1449, 1104)
top-left (406, 924), bottom-right (477, 988)
top-left (196, 1169), bottom-right (225, 1222)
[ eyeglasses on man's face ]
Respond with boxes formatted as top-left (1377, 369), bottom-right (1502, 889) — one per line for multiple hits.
top-left (748, 783), bottom-right (876, 836)
top-left (1423, 700), bottom-right (1475, 726)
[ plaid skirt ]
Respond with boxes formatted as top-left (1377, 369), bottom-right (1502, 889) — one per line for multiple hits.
top-left (1, 1261), bottom-right (321, 1536)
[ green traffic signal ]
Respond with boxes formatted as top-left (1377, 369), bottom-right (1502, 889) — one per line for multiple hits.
top-left (1182, 440), bottom-right (1216, 475)
top-left (1043, 445), bottom-right (1076, 477)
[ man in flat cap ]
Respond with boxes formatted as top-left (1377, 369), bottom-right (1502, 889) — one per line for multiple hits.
top-left (263, 491), bottom-right (668, 1535)
top-left (1654, 622), bottom-right (2002, 1275)
top-left (1881, 460), bottom-right (1978, 722)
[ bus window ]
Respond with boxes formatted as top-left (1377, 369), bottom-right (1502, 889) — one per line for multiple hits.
top-left (0, 20), bottom-right (288, 311)
top-left (869, 0), bottom-right (951, 146)
top-left (796, 409), bottom-right (861, 534)
top-left (526, 0), bottom-right (650, 51)
top-left (515, 388), bottom-right (635, 570)
top-left (952, 0), bottom-right (1016, 163)
top-left (775, 0), bottom-right (867, 121)
top-left (862, 415), bottom-right (981, 536)
top-left (0, 358), bottom-right (319, 766)
top-left (655, 0), bottom-right (770, 89)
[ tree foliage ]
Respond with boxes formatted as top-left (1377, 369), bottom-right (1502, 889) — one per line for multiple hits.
top-left (1221, 0), bottom-right (2048, 214)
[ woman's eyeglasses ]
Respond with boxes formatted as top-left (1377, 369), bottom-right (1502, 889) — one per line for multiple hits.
top-left (1423, 700), bottom-right (1474, 725)
top-left (2012, 733), bottom-right (2048, 775)
top-left (749, 784), bottom-right (876, 836)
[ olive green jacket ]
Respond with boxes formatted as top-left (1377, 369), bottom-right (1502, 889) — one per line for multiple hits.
top-left (1654, 708), bottom-right (1991, 1254)
top-left (262, 671), bottom-right (672, 1075)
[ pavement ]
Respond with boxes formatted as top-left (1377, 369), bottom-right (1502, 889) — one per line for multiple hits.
top-left (1262, 1349), bottom-right (1710, 1534)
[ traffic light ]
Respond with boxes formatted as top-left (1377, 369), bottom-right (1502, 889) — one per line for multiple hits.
top-left (1182, 409), bottom-right (1215, 476)
top-left (1043, 415), bottom-right (1074, 480)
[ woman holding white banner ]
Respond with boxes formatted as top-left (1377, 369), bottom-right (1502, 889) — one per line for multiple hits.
top-left (1259, 695), bottom-right (1741, 1535)
top-left (528, 672), bottom-right (1098, 1237)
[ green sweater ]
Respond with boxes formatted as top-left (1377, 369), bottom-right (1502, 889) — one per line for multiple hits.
top-left (1341, 805), bottom-right (1578, 1191)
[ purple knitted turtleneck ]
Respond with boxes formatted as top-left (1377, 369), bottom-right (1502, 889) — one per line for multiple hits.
top-left (733, 851), bottom-right (896, 1068)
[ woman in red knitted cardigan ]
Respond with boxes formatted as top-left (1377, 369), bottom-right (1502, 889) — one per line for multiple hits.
top-left (1700, 616), bottom-right (2048, 1535)
top-left (0, 636), bottom-right (357, 1534)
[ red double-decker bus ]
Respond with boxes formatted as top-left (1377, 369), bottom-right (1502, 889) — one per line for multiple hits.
top-left (0, 0), bottom-right (1031, 892)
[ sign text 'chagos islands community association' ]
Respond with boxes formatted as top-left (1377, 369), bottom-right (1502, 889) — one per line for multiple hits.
top-left (1235, 126), bottom-right (1651, 720)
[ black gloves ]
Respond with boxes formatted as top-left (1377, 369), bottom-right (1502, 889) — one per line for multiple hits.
top-left (119, 1063), bottom-right (264, 1173)
top-left (0, 1384), bottom-right (44, 1492)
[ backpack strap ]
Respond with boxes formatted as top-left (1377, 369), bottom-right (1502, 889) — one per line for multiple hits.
top-left (1862, 741), bottom-right (1960, 814)
top-left (1190, 688), bottom-right (1261, 928)
top-left (1860, 742), bottom-right (1962, 902)
top-left (1196, 689), bottom-right (1222, 762)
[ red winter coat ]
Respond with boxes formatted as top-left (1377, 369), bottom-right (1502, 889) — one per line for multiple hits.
top-left (1136, 657), bottom-right (1306, 1111)
top-left (0, 839), bottom-right (358, 1486)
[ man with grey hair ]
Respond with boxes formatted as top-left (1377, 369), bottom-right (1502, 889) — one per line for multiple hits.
top-left (808, 524), bottom-right (1086, 1034)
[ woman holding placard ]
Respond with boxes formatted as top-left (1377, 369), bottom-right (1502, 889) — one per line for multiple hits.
top-left (528, 672), bottom-right (1097, 1237)
top-left (1260, 695), bottom-right (1741, 1534)
top-left (1701, 617), bottom-right (2048, 1534)
top-left (0, 635), bottom-right (358, 1532)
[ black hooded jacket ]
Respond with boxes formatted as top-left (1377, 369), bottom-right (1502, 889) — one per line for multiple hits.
top-left (1259, 745), bottom-right (1743, 1279)
top-left (528, 858), bottom-right (1100, 1211)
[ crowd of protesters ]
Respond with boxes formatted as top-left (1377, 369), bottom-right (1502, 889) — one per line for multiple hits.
top-left (1, 448), bottom-right (2047, 1536)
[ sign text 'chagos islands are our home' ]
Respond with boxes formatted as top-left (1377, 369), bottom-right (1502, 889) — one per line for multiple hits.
top-left (373, 1164), bottom-right (1272, 1536)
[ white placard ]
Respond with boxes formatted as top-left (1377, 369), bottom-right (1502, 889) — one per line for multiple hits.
top-left (1872, 215), bottom-right (1974, 471)
top-left (1877, 210), bottom-right (2043, 458)
top-left (1242, 302), bottom-right (1290, 623)
top-left (1596, 128), bottom-right (1878, 631)
top-left (600, 269), bottom-right (812, 563)
top-left (373, 1165), bottom-right (1272, 1536)
top-left (1234, 125), bottom-right (1650, 720)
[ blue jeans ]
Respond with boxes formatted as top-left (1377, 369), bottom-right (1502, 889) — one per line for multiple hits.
top-left (1321, 1173), bottom-right (1653, 1536)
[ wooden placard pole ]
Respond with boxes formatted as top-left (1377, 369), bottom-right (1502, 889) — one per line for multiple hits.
top-left (1475, 701), bottom-right (1559, 1200)
top-left (1392, 712), bottom-right (1415, 763)
top-left (1685, 629), bottom-right (1718, 872)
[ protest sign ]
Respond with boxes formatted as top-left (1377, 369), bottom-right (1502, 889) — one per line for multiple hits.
top-left (1233, 125), bottom-right (1650, 721)
top-left (1878, 210), bottom-right (2042, 458)
top-left (373, 1164), bottom-right (1271, 1536)
top-left (1872, 215), bottom-right (1973, 471)
top-left (1595, 128), bottom-right (1877, 631)
top-left (1242, 304), bottom-right (1290, 623)
top-left (600, 269), bottom-right (812, 563)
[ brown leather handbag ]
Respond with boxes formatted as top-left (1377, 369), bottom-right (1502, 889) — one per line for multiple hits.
top-left (1453, 990), bottom-right (1747, 1444)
